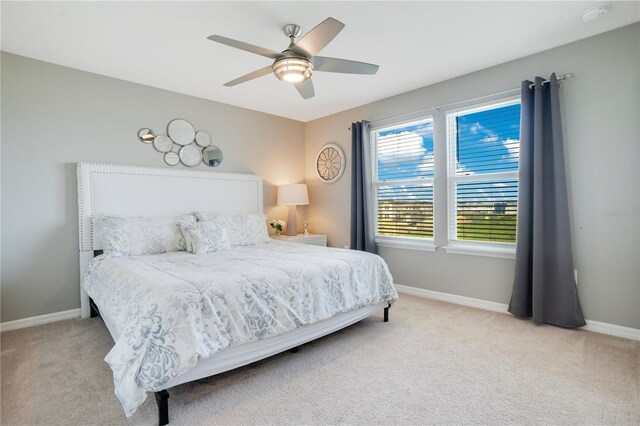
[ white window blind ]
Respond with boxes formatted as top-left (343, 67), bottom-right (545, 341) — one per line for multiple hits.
top-left (447, 98), bottom-right (521, 244)
top-left (373, 118), bottom-right (434, 240)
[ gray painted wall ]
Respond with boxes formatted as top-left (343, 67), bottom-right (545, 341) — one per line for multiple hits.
top-left (1, 52), bottom-right (305, 322)
top-left (304, 24), bottom-right (640, 329)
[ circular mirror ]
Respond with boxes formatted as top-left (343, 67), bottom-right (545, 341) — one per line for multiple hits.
top-left (138, 128), bottom-right (155, 144)
top-left (203, 145), bottom-right (223, 167)
top-left (167, 119), bottom-right (196, 146)
top-left (179, 144), bottom-right (202, 167)
top-left (153, 134), bottom-right (173, 153)
top-left (195, 130), bottom-right (212, 147)
top-left (164, 151), bottom-right (179, 166)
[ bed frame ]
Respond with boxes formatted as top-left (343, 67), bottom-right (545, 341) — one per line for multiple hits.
top-left (77, 162), bottom-right (390, 425)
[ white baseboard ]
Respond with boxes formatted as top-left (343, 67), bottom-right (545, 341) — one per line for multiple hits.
top-left (395, 284), bottom-right (510, 313)
top-left (582, 319), bottom-right (640, 341)
top-left (395, 284), bottom-right (640, 341)
top-left (0, 308), bottom-right (81, 332)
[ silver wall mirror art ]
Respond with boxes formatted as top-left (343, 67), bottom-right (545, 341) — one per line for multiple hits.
top-left (138, 128), bottom-right (155, 143)
top-left (139, 119), bottom-right (216, 167)
top-left (153, 134), bottom-right (173, 153)
top-left (179, 144), bottom-right (202, 167)
top-left (167, 119), bottom-right (196, 146)
top-left (164, 151), bottom-right (180, 166)
top-left (203, 145), bottom-right (223, 167)
top-left (195, 130), bottom-right (212, 147)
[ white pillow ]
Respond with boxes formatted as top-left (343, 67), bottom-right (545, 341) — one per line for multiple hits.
top-left (194, 212), bottom-right (269, 247)
top-left (187, 222), bottom-right (231, 254)
top-left (95, 213), bottom-right (195, 257)
top-left (180, 224), bottom-right (194, 253)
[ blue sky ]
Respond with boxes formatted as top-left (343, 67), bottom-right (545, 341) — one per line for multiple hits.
top-left (456, 103), bottom-right (521, 175)
top-left (377, 103), bottom-right (521, 202)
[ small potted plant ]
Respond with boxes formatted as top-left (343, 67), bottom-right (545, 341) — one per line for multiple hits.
top-left (270, 219), bottom-right (286, 237)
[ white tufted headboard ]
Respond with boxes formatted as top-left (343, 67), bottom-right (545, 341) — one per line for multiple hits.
top-left (77, 162), bottom-right (263, 317)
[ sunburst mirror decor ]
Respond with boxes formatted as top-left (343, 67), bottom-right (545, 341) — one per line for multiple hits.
top-left (316, 143), bottom-right (345, 183)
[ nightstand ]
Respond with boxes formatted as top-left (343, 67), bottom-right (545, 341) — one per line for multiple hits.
top-left (271, 233), bottom-right (327, 247)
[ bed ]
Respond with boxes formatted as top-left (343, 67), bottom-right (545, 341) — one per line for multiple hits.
top-left (77, 162), bottom-right (397, 425)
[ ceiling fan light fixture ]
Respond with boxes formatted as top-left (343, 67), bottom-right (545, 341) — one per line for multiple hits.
top-left (272, 57), bottom-right (313, 83)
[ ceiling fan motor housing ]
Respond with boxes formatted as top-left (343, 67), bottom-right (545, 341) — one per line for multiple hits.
top-left (272, 51), bottom-right (313, 83)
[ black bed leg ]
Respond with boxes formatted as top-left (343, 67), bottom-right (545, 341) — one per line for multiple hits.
top-left (384, 304), bottom-right (390, 322)
top-left (155, 390), bottom-right (170, 426)
top-left (89, 298), bottom-right (99, 318)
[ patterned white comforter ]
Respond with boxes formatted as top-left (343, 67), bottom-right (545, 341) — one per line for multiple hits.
top-left (82, 241), bottom-right (397, 416)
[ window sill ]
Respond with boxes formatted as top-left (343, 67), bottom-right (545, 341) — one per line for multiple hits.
top-left (443, 242), bottom-right (516, 259)
top-left (375, 237), bottom-right (437, 252)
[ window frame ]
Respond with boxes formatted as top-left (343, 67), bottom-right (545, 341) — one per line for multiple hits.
top-left (371, 116), bottom-right (437, 251)
top-left (444, 96), bottom-right (521, 257)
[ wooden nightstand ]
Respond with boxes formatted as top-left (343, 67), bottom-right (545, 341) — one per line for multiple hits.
top-left (271, 233), bottom-right (327, 247)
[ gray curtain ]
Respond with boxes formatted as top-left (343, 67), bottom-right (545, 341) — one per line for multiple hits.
top-left (351, 121), bottom-right (377, 253)
top-left (509, 73), bottom-right (585, 328)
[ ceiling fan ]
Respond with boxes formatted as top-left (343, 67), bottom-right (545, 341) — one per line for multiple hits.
top-left (207, 17), bottom-right (379, 99)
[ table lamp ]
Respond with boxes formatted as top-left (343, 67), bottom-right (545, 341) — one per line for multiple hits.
top-left (277, 184), bottom-right (309, 236)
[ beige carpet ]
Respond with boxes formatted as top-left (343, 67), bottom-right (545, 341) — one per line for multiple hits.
top-left (1, 294), bottom-right (638, 425)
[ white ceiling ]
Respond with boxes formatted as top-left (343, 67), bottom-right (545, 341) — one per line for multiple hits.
top-left (2, 1), bottom-right (638, 122)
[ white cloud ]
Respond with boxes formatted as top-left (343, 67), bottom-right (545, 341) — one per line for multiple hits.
top-left (417, 153), bottom-right (434, 173)
top-left (481, 135), bottom-right (499, 143)
top-left (503, 138), bottom-right (519, 160)
top-left (378, 131), bottom-right (427, 164)
top-left (471, 123), bottom-right (519, 161)
top-left (456, 162), bottom-right (475, 175)
top-left (378, 131), bottom-right (433, 176)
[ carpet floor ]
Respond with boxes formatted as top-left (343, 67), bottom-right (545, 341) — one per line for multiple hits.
top-left (1, 294), bottom-right (638, 425)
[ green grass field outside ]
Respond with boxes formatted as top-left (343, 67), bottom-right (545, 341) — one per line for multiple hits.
top-left (378, 200), bottom-right (516, 242)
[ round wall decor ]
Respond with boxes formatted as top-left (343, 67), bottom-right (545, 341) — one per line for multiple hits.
top-left (179, 144), bottom-right (202, 167)
top-left (202, 145), bottom-right (223, 167)
top-left (153, 134), bottom-right (173, 153)
top-left (316, 143), bottom-right (345, 183)
top-left (136, 120), bottom-right (221, 168)
top-left (195, 130), bottom-right (212, 147)
top-left (137, 128), bottom-right (155, 143)
top-left (167, 119), bottom-right (196, 146)
top-left (163, 151), bottom-right (180, 166)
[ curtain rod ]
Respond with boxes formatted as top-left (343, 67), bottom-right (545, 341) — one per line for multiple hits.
top-left (528, 72), bottom-right (574, 89)
top-left (348, 72), bottom-right (575, 131)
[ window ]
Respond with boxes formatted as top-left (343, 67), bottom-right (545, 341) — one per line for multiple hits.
top-left (446, 98), bottom-right (521, 245)
top-left (372, 118), bottom-right (434, 245)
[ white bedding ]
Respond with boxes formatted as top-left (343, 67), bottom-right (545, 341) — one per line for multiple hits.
top-left (82, 241), bottom-right (397, 416)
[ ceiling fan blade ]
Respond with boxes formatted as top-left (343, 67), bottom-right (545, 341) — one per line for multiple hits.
top-left (294, 79), bottom-right (315, 99)
top-left (223, 66), bottom-right (273, 87)
top-left (207, 35), bottom-right (279, 59)
top-left (292, 17), bottom-right (345, 57)
top-left (312, 56), bottom-right (379, 75)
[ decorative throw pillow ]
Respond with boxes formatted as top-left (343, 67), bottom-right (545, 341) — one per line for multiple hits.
top-left (180, 224), bottom-right (194, 253)
top-left (178, 215), bottom-right (199, 253)
top-left (187, 222), bottom-right (231, 254)
top-left (194, 212), bottom-right (269, 246)
top-left (95, 213), bottom-right (195, 257)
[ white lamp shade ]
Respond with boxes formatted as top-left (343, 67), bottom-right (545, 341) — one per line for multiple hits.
top-left (277, 184), bottom-right (309, 206)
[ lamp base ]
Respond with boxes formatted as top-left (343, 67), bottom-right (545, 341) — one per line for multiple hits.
top-left (286, 205), bottom-right (297, 236)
